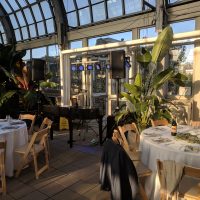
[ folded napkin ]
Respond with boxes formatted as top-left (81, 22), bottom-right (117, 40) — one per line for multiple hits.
top-left (161, 160), bottom-right (184, 200)
top-left (152, 138), bottom-right (172, 143)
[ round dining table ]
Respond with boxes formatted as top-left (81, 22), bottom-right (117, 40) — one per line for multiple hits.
top-left (0, 119), bottom-right (28, 177)
top-left (140, 125), bottom-right (200, 200)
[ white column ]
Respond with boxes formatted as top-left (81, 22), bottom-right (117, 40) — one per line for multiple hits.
top-left (192, 17), bottom-right (200, 120)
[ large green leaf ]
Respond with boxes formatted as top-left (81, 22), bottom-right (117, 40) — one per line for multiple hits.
top-left (152, 68), bottom-right (174, 90)
top-left (134, 73), bottom-right (142, 87)
top-left (0, 91), bottom-right (16, 107)
top-left (151, 26), bottom-right (173, 64)
top-left (40, 81), bottom-right (59, 88)
top-left (136, 49), bottom-right (152, 68)
top-left (124, 83), bottom-right (141, 96)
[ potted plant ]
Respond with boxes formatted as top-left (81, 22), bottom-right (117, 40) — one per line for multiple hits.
top-left (115, 26), bottom-right (188, 132)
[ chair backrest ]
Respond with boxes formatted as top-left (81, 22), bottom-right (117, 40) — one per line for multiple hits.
top-left (157, 159), bottom-right (200, 199)
top-left (151, 119), bottom-right (169, 127)
top-left (39, 117), bottom-right (53, 131)
top-left (118, 123), bottom-right (140, 153)
top-left (25, 127), bottom-right (49, 156)
top-left (190, 120), bottom-right (200, 128)
top-left (19, 114), bottom-right (36, 135)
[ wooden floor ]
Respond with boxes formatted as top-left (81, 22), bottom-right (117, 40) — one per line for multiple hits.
top-left (2, 127), bottom-right (111, 200)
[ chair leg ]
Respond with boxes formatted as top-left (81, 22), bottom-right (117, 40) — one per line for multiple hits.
top-left (0, 155), bottom-right (6, 195)
top-left (139, 182), bottom-right (148, 200)
top-left (15, 158), bottom-right (26, 178)
top-left (32, 152), bottom-right (39, 179)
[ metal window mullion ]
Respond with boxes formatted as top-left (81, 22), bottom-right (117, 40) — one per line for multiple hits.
top-left (104, 0), bottom-right (108, 20)
top-left (121, 0), bottom-right (125, 15)
top-left (24, 0), bottom-right (39, 38)
top-left (142, 0), bottom-right (145, 11)
top-left (73, 0), bottom-right (80, 26)
top-left (38, 1), bottom-right (48, 35)
top-left (88, 0), bottom-right (93, 23)
top-left (6, 1), bottom-right (23, 40)
top-left (14, 0), bottom-right (31, 40)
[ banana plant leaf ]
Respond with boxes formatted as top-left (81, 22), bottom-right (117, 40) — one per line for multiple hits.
top-left (151, 26), bottom-right (173, 64)
top-left (40, 81), bottom-right (59, 88)
top-left (0, 91), bottom-right (16, 107)
top-left (134, 73), bottom-right (142, 87)
top-left (152, 68), bottom-right (174, 90)
top-left (136, 50), bottom-right (152, 68)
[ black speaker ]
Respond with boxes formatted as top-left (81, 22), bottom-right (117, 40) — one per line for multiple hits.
top-left (110, 50), bottom-right (125, 79)
top-left (31, 59), bottom-right (45, 81)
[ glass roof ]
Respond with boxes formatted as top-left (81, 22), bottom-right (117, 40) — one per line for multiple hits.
top-left (0, 0), bottom-right (156, 44)
top-left (64, 0), bottom-right (156, 29)
top-left (0, 0), bottom-right (55, 43)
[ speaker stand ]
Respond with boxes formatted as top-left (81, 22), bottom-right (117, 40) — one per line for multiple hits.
top-left (115, 78), bottom-right (121, 113)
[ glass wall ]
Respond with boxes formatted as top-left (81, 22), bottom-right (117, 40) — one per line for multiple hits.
top-left (168, 19), bottom-right (195, 96)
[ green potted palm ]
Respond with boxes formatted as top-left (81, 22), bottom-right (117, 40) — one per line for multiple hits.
top-left (115, 26), bottom-right (187, 132)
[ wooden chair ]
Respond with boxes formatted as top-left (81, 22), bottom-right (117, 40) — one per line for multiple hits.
top-left (15, 127), bottom-right (49, 179)
top-left (157, 159), bottom-right (200, 200)
top-left (118, 123), bottom-right (140, 161)
top-left (0, 140), bottom-right (6, 195)
top-left (39, 117), bottom-right (53, 131)
top-left (116, 124), bottom-right (152, 200)
top-left (151, 119), bottom-right (169, 127)
top-left (190, 120), bottom-right (200, 128)
top-left (19, 114), bottom-right (36, 135)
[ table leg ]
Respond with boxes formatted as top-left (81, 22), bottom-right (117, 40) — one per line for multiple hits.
top-left (98, 117), bottom-right (103, 145)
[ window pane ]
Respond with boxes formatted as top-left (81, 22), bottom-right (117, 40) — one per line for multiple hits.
top-left (125, 0), bottom-right (142, 14)
top-left (171, 20), bottom-right (195, 34)
top-left (92, 3), bottom-right (106, 22)
top-left (70, 40), bottom-right (83, 49)
top-left (79, 7), bottom-right (91, 25)
top-left (139, 27), bottom-right (157, 38)
top-left (18, 0), bottom-right (27, 7)
top-left (24, 8), bottom-right (34, 24)
top-left (23, 50), bottom-right (30, 61)
top-left (2, 34), bottom-right (7, 44)
top-left (67, 12), bottom-right (78, 27)
top-left (168, 44), bottom-right (194, 96)
top-left (64, 0), bottom-right (75, 12)
top-left (107, 0), bottom-right (122, 18)
top-left (15, 29), bottom-right (21, 41)
top-left (40, 1), bottom-right (52, 19)
top-left (1, 0), bottom-right (12, 14)
top-left (91, 0), bottom-right (103, 3)
top-left (88, 31), bottom-right (132, 46)
top-left (9, 14), bottom-right (19, 29)
top-left (76, 0), bottom-right (89, 9)
top-left (28, 0), bottom-right (36, 3)
top-left (48, 45), bottom-right (60, 56)
top-left (32, 4), bottom-right (43, 22)
top-left (32, 47), bottom-right (46, 58)
top-left (9, 0), bottom-right (19, 11)
top-left (37, 22), bottom-right (46, 36)
top-left (16, 11), bottom-right (26, 27)
top-left (21, 27), bottom-right (29, 40)
top-left (29, 25), bottom-right (37, 37)
top-left (46, 19), bottom-right (55, 33)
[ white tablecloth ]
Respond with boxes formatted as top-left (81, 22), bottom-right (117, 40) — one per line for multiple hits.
top-left (0, 119), bottom-right (28, 177)
top-left (140, 125), bottom-right (200, 200)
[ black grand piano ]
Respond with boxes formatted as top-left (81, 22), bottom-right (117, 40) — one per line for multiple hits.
top-left (42, 105), bottom-right (103, 148)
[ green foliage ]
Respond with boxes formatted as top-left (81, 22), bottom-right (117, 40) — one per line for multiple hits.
top-left (115, 26), bottom-right (188, 132)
